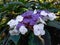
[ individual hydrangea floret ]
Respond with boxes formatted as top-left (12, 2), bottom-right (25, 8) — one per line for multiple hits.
top-left (33, 24), bottom-right (45, 36)
top-left (40, 10), bottom-right (48, 16)
top-left (48, 13), bottom-right (56, 21)
top-left (7, 19), bottom-right (18, 29)
top-left (19, 26), bottom-right (28, 35)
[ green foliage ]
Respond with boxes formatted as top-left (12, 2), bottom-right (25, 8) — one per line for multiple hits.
top-left (28, 32), bottom-right (42, 45)
top-left (47, 20), bottom-right (60, 29)
top-left (9, 35), bottom-right (21, 45)
top-left (43, 29), bottom-right (51, 45)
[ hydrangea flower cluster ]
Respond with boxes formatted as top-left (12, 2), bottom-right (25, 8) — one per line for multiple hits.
top-left (7, 10), bottom-right (56, 36)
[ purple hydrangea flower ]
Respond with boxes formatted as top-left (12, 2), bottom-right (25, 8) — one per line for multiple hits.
top-left (23, 18), bottom-right (30, 23)
top-left (22, 10), bottom-right (33, 17)
top-left (32, 13), bottom-right (40, 21)
top-left (16, 22), bottom-right (24, 30)
top-left (22, 10), bottom-right (41, 26)
top-left (29, 19), bottom-right (36, 25)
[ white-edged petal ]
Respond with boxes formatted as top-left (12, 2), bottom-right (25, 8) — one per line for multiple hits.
top-left (9, 27), bottom-right (19, 35)
top-left (48, 13), bottom-right (56, 21)
top-left (19, 26), bottom-right (28, 35)
top-left (7, 19), bottom-right (18, 28)
top-left (39, 17), bottom-right (46, 24)
top-left (16, 15), bottom-right (23, 22)
top-left (40, 10), bottom-right (48, 16)
top-left (33, 9), bottom-right (37, 14)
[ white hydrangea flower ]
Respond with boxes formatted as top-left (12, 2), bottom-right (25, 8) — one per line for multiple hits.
top-left (33, 24), bottom-right (45, 36)
top-left (39, 17), bottom-right (46, 24)
top-left (40, 10), bottom-right (48, 16)
top-left (19, 26), bottom-right (28, 35)
top-left (16, 15), bottom-right (23, 22)
top-left (48, 13), bottom-right (56, 21)
top-left (9, 27), bottom-right (19, 35)
top-left (33, 9), bottom-right (37, 14)
top-left (7, 19), bottom-right (18, 28)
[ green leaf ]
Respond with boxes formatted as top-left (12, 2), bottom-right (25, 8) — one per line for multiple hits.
top-left (3, 2), bottom-right (25, 12)
top-left (43, 29), bottom-right (51, 45)
top-left (18, 0), bottom-right (26, 4)
top-left (47, 20), bottom-right (60, 29)
top-left (48, 8), bottom-right (59, 13)
top-left (28, 32), bottom-right (42, 45)
top-left (9, 35), bottom-right (20, 45)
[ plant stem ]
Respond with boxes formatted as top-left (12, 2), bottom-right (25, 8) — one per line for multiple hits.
top-left (38, 35), bottom-right (45, 45)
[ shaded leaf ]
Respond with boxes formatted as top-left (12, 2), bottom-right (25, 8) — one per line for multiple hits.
top-left (43, 29), bottom-right (51, 45)
top-left (28, 32), bottom-right (42, 45)
top-left (18, 0), bottom-right (26, 4)
top-left (47, 20), bottom-right (60, 29)
top-left (9, 35), bottom-right (20, 45)
top-left (48, 8), bottom-right (59, 13)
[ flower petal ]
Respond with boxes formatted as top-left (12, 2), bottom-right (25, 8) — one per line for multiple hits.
top-left (48, 13), bottom-right (56, 21)
top-left (38, 23), bottom-right (44, 29)
top-left (19, 26), bottom-right (28, 35)
top-left (33, 24), bottom-right (45, 36)
top-left (7, 19), bottom-right (18, 28)
top-left (39, 17), bottom-right (46, 24)
top-left (33, 9), bottom-right (37, 14)
top-left (16, 23), bottom-right (24, 30)
top-left (16, 15), bottom-right (23, 22)
top-left (40, 29), bottom-right (45, 35)
top-left (9, 27), bottom-right (19, 35)
top-left (40, 10), bottom-right (48, 16)
top-left (33, 25), bottom-right (40, 36)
